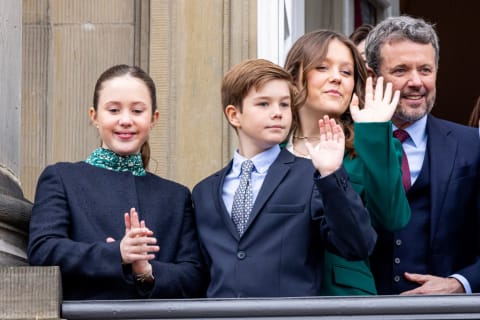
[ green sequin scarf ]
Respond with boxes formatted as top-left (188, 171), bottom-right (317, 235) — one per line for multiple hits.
top-left (85, 148), bottom-right (146, 176)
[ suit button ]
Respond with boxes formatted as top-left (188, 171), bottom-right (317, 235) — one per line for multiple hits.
top-left (237, 251), bottom-right (246, 260)
top-left (394, 257), bottom-right (401, 264)
top-left (394, 275), bottom-right (400, 282)
top-left (395, 239), bottom-right (402, 246)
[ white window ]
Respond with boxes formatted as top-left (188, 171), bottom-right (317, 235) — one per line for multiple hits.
top-left (257, 0), bottom-right (304, 66)
top-left (257, 0), bottom-right (399, 66)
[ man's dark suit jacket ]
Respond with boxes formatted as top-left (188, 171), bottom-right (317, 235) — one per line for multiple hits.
top-left (192, 149), bottom-right (377, 298)
top-left (28, 162), bottom-right (206, 300)
top-left (371, 115), bottom-right (480, 293)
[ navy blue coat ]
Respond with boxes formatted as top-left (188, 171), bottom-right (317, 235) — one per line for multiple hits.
top-left (28, 162), bottom-right (207, 300)
top-left (192, 149), bottom-right (377, 298)
top-left (371, 115), bottom-right (480, 293)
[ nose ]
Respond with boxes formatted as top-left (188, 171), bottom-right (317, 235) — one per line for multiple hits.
top-left (407, 70), bottom-right (422, 87)
top-left (271, 103), bottom-right (283, 119)
top-left (118, 110), bottom-right (133, 126)
top-left (329, 67), bottom-right (341, 83)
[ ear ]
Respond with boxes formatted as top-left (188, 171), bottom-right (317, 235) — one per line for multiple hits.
top-left (150, 110), bottom-right (160, 129)
top-left (89, 107), bottom-right (98, 127)
top-left (225, 104), bottom-right (241, 129)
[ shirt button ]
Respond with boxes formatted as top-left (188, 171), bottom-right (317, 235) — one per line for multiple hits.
top-left (395, 239), bottom-right (402, 246)
top-left (394, 275), bottom-right (400, 282)
top-left (237, 251), bottom-right (246, 260)
top-left (394, 257), bottom-right (401, 264)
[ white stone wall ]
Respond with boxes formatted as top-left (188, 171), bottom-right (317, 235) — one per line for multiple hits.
top-left (0, 0), bottom-right (22, 176)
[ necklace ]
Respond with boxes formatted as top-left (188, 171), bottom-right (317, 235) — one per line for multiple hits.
top-left (293, 135), bottom-right (320, 141)
top-left (292, 139), bottom-right (313, 158)
top-left (293, 145), bottom-right (309, 157)
top-left (292, 130), bottom-right (318, 157)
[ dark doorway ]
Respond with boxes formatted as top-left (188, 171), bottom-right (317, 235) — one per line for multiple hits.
top-left (400, 0), bottom-right (480, 126)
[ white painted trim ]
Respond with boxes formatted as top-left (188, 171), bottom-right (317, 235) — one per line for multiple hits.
top-left (343, 0), bottom-right (354, 36)
top-left (257, 0), bottom-right (304, 66)
top-left (257, 0), bottom-right (280, 64)
top-left (280, 0), bottom-right (304, 66)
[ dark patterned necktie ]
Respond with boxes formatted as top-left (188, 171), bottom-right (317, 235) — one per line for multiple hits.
top-left (231, 160), bottom-right (255, 236)
top-left (393, 129), bottom-right (411, 191)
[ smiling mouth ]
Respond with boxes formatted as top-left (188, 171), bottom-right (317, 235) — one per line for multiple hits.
top-left (325, 90), bottom-right (341, 96)
top-left (116, 132), bottom-right (135, 139)
top-left (402, 94), bottom-right (424, 100)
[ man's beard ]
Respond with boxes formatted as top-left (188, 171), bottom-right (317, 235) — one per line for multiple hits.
top-left (393, 94), bottom-right (435, 122)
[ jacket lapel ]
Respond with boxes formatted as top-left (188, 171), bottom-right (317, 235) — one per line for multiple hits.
top-left (244, 149), bottom-right (295, 233)
top-left (427, 115), bottom-right (457, 243)
top-left (212, 161), bottom-right (242, 240)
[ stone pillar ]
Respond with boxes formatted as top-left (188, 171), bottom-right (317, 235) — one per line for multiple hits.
top-left (0, 266), bottom-right (61, 319)
top-left (21, 0), bottom-right (148, 200)
top-left (149, 0), bottom-right (257, 189)
top-left (0, 0), bottom-right (31, 268)
top-left (0, 0), bottom-right (22, 176)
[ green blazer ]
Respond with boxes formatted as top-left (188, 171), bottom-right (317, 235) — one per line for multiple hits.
top-left (320, 122), bottom-right (411, 295)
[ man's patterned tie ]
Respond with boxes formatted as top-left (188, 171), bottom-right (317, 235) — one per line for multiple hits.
top-left (231, 160), bottom-right (255, 236)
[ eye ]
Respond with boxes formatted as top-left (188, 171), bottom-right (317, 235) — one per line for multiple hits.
top-left (420, 67), bottom-right (432, 75)
top-left (131, 103), bottom-right (147, 114)
top-left (108, 108), bottom-right (119, 114)
top-left (315, 65), bottom-right (328, 71)
top-left (257, 102), bottom-right (269, 107)
top-left (392, 68), bottom-right (406, 76)
top-left (280, 102), bottom-right (290, 108)
top-left (341, 69), bottom-right (353, 76)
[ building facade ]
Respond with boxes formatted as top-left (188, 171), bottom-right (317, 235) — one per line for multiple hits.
top-left (2, 0), bottom-right (477, 200)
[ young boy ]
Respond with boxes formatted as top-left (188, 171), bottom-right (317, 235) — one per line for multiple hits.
top-left (192, 59), bottom-right (376, 298)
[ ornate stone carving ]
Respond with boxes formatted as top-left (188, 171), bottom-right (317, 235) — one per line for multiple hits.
top-left (0, 165), bottom-right (32, 266)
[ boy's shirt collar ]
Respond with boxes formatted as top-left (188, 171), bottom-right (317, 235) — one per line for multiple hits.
top-left (232, 145), bottom-right (281, 176)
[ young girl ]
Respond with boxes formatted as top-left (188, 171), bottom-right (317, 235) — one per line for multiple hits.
top-left (284, 30), bottom-right (411, 295)
top-left (28, 64), bottom-right (206, 300)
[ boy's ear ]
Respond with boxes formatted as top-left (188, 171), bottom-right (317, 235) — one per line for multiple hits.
top-left (225, 104), bottom-right (241, 128)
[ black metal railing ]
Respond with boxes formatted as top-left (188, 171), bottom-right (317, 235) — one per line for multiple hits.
top-left (62, 294), bottom-right (480, 319)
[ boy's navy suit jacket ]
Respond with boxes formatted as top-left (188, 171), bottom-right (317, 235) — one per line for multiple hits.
top-left (192, 148), bottom-right (377, 298)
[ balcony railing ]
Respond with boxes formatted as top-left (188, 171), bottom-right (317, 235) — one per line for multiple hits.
top-left (3, 267), bottom-right (480, 319)
top-left (62, 295), bottom-right (480, 320)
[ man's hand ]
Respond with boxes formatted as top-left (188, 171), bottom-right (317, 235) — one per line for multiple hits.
top-left (400, 272), bottom-right (465, 295)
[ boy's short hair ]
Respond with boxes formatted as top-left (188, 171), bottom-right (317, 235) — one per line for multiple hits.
top-left (221, 59), bottom-right (297, 114)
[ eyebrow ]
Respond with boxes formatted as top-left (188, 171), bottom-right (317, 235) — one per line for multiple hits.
top-left (103, 100), bottom-right (148, 106)
top-left (323, 56), bottom-right (354, 65)
top-left (254, 95), bottom-right (291, 100)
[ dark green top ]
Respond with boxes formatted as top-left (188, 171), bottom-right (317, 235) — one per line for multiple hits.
top-left (320, 121), bottom-right (411, 295)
